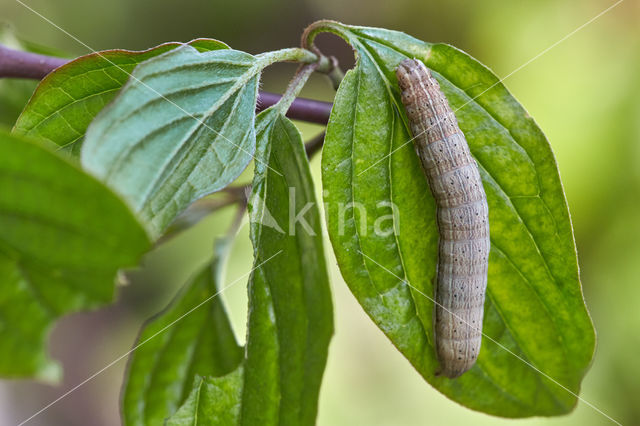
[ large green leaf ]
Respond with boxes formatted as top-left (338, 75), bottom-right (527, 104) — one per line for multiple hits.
top-left (122, 240), bottom-right (242, 426)
top-left (314, 22), bottom-right (595, 417)
top-left (241, 108), bottom-right (333, 425)
top-left (80, 45), bottom-right (262, 238)
top-left (13, 39), bottom-right (228, 156)
top-left (0, 130), bottom-right (150, 380)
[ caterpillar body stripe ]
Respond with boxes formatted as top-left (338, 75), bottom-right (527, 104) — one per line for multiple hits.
top-left (396, 59), bottom-right (490, 378)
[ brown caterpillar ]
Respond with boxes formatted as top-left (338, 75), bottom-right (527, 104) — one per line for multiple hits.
top-left (396, 59), bottom-right (490, 378)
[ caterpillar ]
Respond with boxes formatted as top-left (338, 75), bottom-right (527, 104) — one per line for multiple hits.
top-left (396, 59), bottom-right (490, 378)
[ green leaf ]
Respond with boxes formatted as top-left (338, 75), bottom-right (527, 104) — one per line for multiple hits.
top-left (166, 369), bottom-right (244, 426)
top-left (122, 240), bottom-right (242, 426)
top-left (0, 130), bottom-right (150, 380)
top-left (242, 109), bottom-right (333, 425)
top-left (13, 39), bottom-right (228, 155)
top-left (80, 45), bottom-right (261, 238)
top-left (317, 22), bottom-right (595, 417)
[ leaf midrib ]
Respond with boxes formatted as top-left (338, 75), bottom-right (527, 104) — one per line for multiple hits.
top-left (347, 67), bottom-right (387, 303)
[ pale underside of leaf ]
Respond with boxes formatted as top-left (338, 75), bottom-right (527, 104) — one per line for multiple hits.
top-left (81, 46), bottom-right (260, 238)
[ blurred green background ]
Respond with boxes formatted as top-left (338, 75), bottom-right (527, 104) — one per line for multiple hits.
top-left (1, 0), bottom-right (639, 424)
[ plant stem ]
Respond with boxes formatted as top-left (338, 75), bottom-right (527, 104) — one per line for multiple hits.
top-left (302, 20), bottom-right (346, 55)
top-left (301, 21), bottom-right (346, 90)
top-left (257, 92), bottom-right (331, 125)
top-left (256, 47), bottom-right (318, 67)
top-left (324, 56), bottom-right (344, 90)
top-left (0, 44), bottom-right (67, 79)
top-left (158, 195), bottom-right (241, 243)
top-left (276, 62), bottom-right (319, 113)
